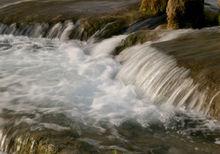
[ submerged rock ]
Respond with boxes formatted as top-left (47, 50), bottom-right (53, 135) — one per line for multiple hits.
top-left (167, 0), bottom-right (205, 29)
top-left (140, 0), bottom-right (168, 16)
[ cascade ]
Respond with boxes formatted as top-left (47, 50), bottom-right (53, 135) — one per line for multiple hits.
top-left (0, 21), bottom-right (75, 40)
top-left (117, 42), bottom-right (213, 115)
top-left (0, 21), bottom-right (220, 153)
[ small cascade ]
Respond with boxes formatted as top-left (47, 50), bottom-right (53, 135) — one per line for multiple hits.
top-left (117, 43), bottom-right (211, 115)
top-left (0, 24), bottom-right (220, 153)
top-left (0, 21), bottom-right (75, 40)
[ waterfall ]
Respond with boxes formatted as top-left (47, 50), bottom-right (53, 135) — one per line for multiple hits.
top-left (1, 25), bottom-right (220, 153)
top-left (117, 43), bottom-right (211, 115)
top-left (0, 21), bottom-right (217, 116)
top-left (0, 21), bottom-right (75, 40)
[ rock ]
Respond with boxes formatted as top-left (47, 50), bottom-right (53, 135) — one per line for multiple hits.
top-left (140, 0), bottom-right (168, 16)
top-left (167, 0), bottom-right (205, 29)
top-left (151, 28), bottom-right (220, 119)
top-left (69, 16), bottom-right (127, 41)
top-left (0, 0), bottom-right (139, 24)
top-left (92, 20), bottom-right (127, 41)
top-left (204, 0), bottom-right (220, 26)
top-left (113, 29), bottom-right (164, 55)
top-left (204, 7), bottom-right (219, 26)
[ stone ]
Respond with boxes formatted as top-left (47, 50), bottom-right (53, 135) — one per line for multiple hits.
top-left (166, 0), bottom-right (205, 29)
top-left (140, 0), bottom-right (168, 16)
top-left (204, 7), bottom-right (219, 26)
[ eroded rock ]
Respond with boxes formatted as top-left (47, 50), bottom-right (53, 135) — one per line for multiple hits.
top-left (167, 0), bottom-right (205, 29)
top-left (140, 0), bottom-right (168, 16)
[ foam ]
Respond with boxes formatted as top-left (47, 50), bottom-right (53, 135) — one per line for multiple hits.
top-left (0, 35), bottom-right (169, 127)
top-left (0, 33), bottom-right (218, 131)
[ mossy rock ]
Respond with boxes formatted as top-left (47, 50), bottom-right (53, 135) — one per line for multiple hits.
top-left (93, 20), bottom-right (127, 41)
top-left (167, 0), bottom-right (205, 29)
top-left (113, 29), bottom-right (164, 55)
top-left (69, 13), bottom-right (140, 41)
top-left (69, 16), bottom-right (119, 40)
top-left (140, 0), bottom-right (168, 16)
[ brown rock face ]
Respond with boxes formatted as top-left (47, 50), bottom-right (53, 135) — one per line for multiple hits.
top-left (140, 0), bottom-right (168, 16)
top-left (166, 0), bottom-right (205, 29)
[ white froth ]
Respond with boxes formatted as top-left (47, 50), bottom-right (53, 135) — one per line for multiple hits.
top-left (0, 29), bottom-right (218, 130)
top-left (0, 34), bottom-right (173, 127)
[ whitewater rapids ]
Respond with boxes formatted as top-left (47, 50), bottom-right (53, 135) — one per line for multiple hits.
top-left (1, 28), bottom-right (220, 126)
top-left (1, 29), bottom-right (220, 153)
top-left (0, 34), bottom-right (172, 127)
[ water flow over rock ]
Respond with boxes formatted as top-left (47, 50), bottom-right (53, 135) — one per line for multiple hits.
top-left (1, 26), bottom-right (220, 153)
top-left (0, 21), bottom-right (75, 41)
top-left (117, 41), bottom-right (210, 115)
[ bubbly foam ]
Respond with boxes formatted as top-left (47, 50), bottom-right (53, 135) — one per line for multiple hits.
top-left (0, 34), bottom-right (170, 127)
top-left (0, 32), bottom-right (219, 130)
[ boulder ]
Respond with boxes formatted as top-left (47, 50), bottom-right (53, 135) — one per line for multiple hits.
top-left (167, 0), bottom-right (205, 29)
top-left (140, 0), bottom-right (168, 16)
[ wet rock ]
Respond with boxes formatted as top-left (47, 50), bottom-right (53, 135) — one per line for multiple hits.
top-left (204, 8), bottom-right (219, 26)
top-left (166, 0), bottom-right (205, 29)
top-left (204, 0), bottom-right (220, 26)
top-left (126, 14), bottom-right (166, 33)
top-left (113, 29), bottom-right (164, 55)
top-left (70, 17), bottom-right (121, 41)
top-left (140, 0), bottom-right (168, 16)
top-left (150, 28), bottom-right (220, 119)
top-left (0, 0), bottom-right (139, 24)
top-left (69, 11), bottom-right (140, 41)
top-left (92, 20), bottom-right (127, 41)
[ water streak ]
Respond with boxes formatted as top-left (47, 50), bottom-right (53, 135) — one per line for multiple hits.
top-left (0, 21), bottom-right (75, 40)
top-left (117, 43), bottom-right (209, 115)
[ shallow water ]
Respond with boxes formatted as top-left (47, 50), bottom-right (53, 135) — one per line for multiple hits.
top-left (0, 34), bottom-right (220, 153)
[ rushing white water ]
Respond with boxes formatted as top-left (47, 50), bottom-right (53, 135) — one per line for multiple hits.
top-left (0, 34), bottom-right (175, 127)
top-left (1, 28), bottom-right (220, 153)
top-left (117, 43), bottom-right (209, 115)
top-left (0, 29), bottom-right (218, 127)
top-left (0, 21), bottom-right (75, 40)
